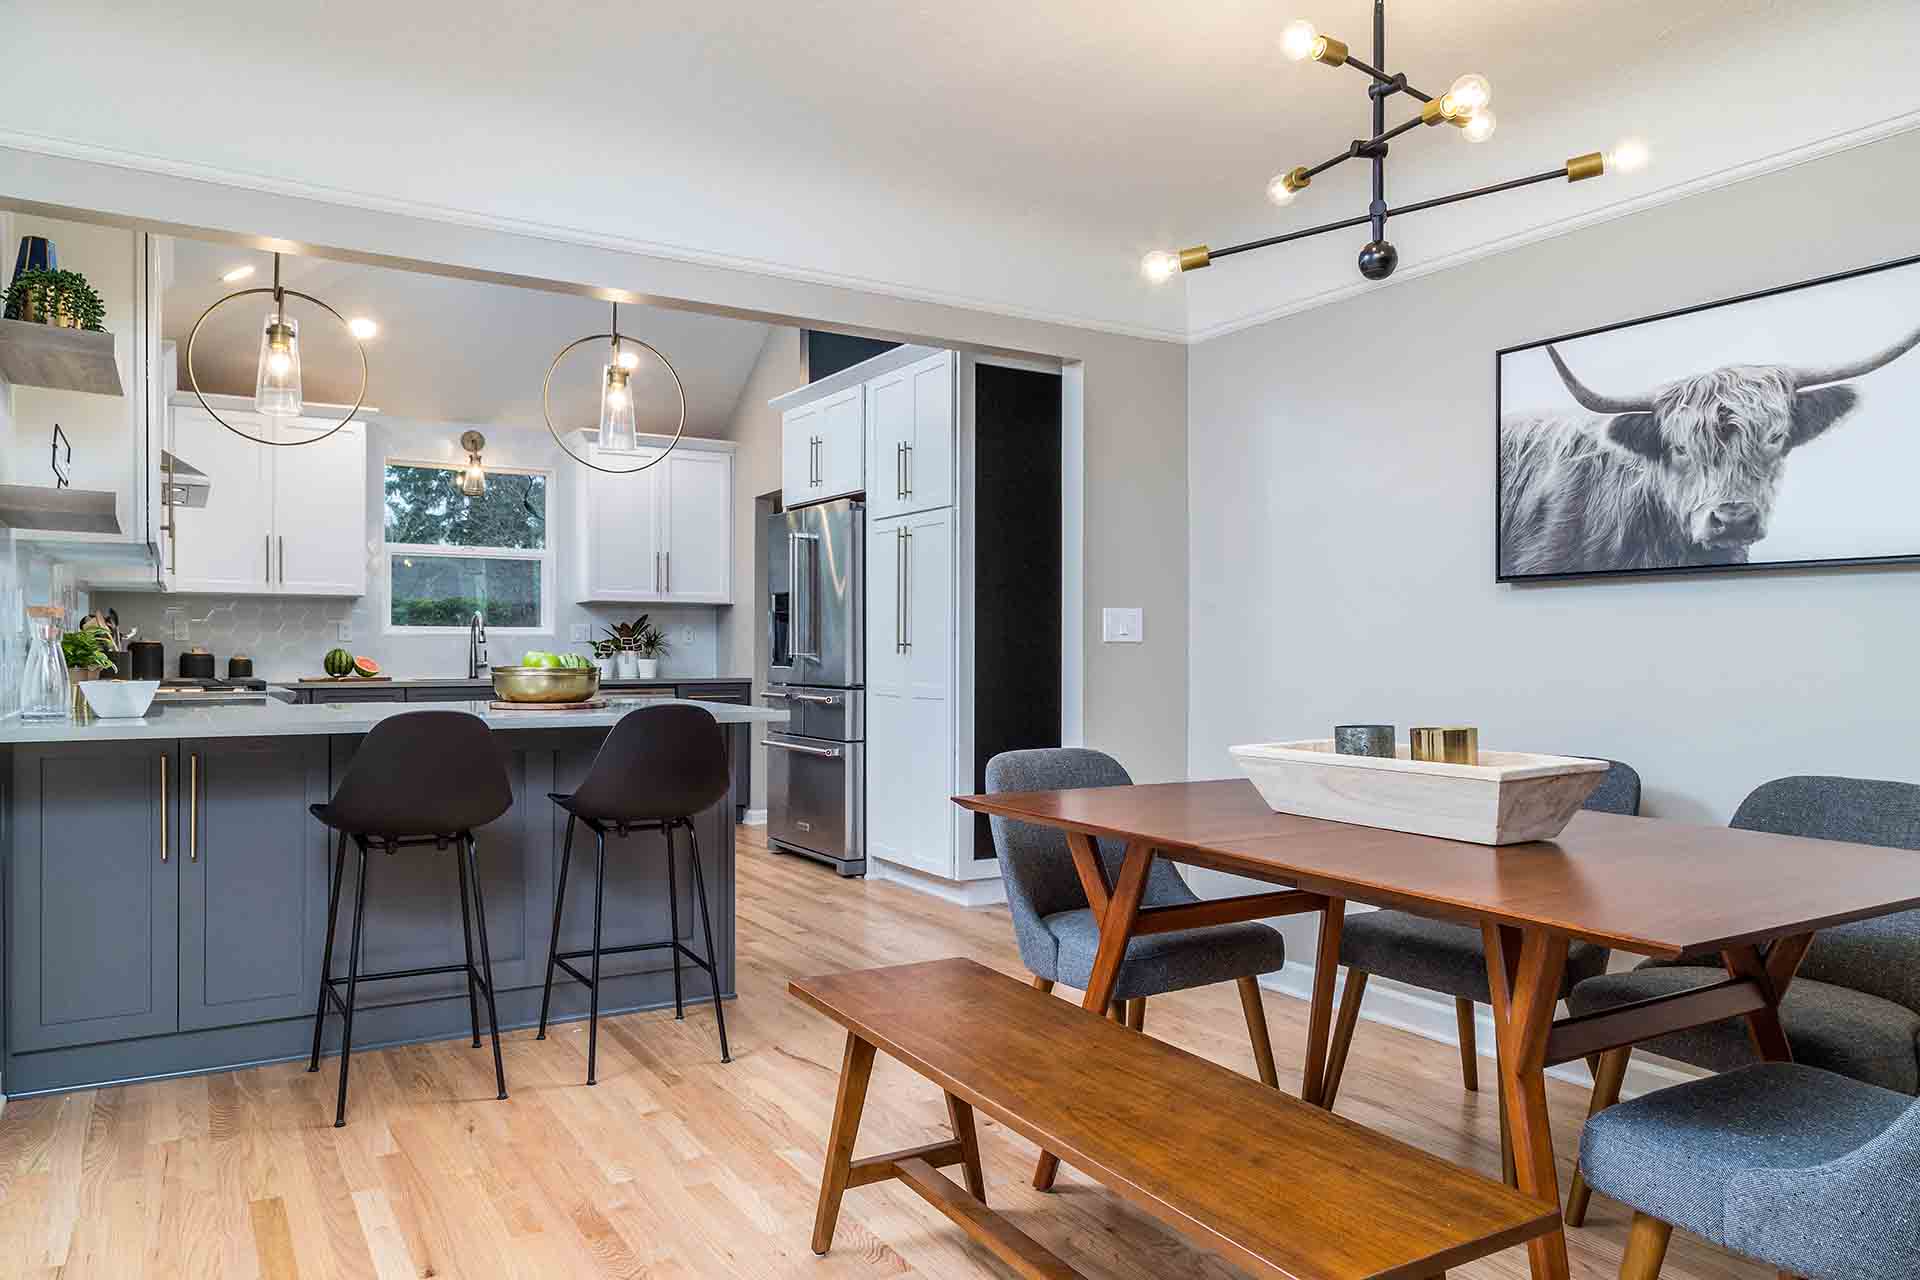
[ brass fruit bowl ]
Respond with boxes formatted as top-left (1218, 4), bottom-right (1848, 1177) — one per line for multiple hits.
top-left (490, 666), bottom-right (600, 704)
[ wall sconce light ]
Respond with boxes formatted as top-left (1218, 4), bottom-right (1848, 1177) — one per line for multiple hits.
top-left (458, 430), bottom-right (487, 497)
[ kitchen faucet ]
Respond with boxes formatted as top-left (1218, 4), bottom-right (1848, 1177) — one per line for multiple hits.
top-left (468, 611), bottom-right (489, 679)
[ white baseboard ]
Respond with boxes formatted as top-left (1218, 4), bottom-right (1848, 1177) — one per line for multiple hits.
top-left (1259, 962), bottom-right (1706, 1099)
top-left (868, 858), bottom-right (1008, 907)
top-left (742, 809), bottom-right (767, 826)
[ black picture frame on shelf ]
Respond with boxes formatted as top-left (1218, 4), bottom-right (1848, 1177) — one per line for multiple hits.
top-left (1495, 251), bottom-right (1920, 583)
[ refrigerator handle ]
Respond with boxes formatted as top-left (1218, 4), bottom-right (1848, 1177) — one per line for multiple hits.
top-left (790, 531), bottom-right (819, 659)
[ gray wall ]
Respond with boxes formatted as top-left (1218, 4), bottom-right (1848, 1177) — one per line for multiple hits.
top-left (1186, 129), bottom-right (1920, 953)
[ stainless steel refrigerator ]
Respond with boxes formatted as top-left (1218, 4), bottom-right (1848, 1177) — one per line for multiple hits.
top-left (764, 498), bottom-right (865, 875)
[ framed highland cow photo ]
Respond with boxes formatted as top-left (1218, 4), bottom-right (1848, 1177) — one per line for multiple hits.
top-left (1496, 252), bottom-right (1920, 582)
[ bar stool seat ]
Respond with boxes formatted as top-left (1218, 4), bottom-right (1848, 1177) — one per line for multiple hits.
top-left (537, 703), bottom-right (733, 1084)
top-left (306, 711), bottom-right (515, 1127)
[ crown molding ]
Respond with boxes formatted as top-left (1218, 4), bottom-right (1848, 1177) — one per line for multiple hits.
top-left (0, 129), bottom-right (1189, 347)
top-left (1187, 107), bottom-right (1920, 345)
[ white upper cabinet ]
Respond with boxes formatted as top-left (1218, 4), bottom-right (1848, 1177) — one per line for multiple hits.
top-left (866, 351), bottom-right (954, 520)
top-left (780, 386), bottom-right (863, 506)
top-left (164, 401), bottom-right (367, 597)
top-left (574, 439), bottom-right (732, 604)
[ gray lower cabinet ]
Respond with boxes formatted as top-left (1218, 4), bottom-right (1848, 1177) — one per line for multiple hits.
top-left (178, 737), bottom-right (331, 1031)
top-left (9, 741), bottom-right (178, 1052)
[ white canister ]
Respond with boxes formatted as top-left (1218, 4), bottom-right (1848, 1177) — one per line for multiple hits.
top-left (592, 657), bottom-right (614, 679)
top-left (633, 657), bottom-right (660, 679)
top-left (614, 651), bottom-right (639, 679)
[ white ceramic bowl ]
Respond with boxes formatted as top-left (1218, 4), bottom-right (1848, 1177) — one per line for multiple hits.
top-left (80, 679), bottom-right (161, 719)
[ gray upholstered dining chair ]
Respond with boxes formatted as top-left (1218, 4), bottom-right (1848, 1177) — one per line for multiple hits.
top-left (1564, 774), bottom-right (1920, 1227)
top-left (1317, 759), bottom-right (1641, 1131)
top-left (984, 748), bottom-right (1289, 1084)
top-left (1577, 1061), bottom-right (1920, 1279)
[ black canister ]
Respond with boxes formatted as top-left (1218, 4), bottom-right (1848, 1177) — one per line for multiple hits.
top-left (128, 640), bottom-right (164, 681)
top-left (104, 649), bottom-right (131, 680)
top-left (228, 655), bottom-right (255, 680)
top-left (179, 647), bottom-right (216, 679)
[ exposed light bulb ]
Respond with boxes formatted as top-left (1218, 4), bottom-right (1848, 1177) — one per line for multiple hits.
top-left (1280, 19), bottom-right (1320, 62)
top-left (606, 386), bottom-right (630, 409)
top-left (221, 264), bottom-right (256, 283)
top-left (1462, 109), bottom-right (1497, 144)
top-left (1266, 174), bottom-right (1297, 206)
top-left (598, 363), bottom-right (637, 452)
top-left (254, 312), bottom-right (302, 418)
top-left (348, 316), bottom-right (379, 340)
top-left (1607, 137), bottom-right (1650, 174)
top-left (1140, 250), bottom-right (1181, 285)
top-left (1446, 74), bottom-right (1491, 117)
top-left (267, 350), bottom-right (292, 376)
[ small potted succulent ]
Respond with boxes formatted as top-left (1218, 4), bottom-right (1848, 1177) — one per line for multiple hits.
top-left (605, 615), bottom-right (669, 679)
top-left (4, 268), bottom-right (107, 330)
top-left (588, 636), bottom-right (618, 679)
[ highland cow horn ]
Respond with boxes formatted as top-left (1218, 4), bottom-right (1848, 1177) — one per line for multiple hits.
top-left (1546, 345), bottom-right (1655, 415)
top-left (1789, 322), bottom-right (1920, 389)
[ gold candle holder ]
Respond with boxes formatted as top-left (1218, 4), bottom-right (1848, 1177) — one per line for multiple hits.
top-left (1409, 726), bottom-right (1479, 765)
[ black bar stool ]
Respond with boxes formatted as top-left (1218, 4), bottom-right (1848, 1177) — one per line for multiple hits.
top-left (306, 711), bottom-right (516, 1127)
top-left (537, 703), bottom-right (732, 1083)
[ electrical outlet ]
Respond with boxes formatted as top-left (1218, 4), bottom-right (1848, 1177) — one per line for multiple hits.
top-left (680, 625), bottom-right (696, 644)
top-left (569, 623), bottom-right (591, 643)
top-left (336, 620), bottom-right (353, 643)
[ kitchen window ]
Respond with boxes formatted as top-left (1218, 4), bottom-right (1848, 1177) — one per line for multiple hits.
top-left (383, 460), bottom-right (553, 633)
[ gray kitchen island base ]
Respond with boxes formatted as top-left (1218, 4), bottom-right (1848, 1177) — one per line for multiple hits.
top-left (1, 699), bottom-right (785, 1098)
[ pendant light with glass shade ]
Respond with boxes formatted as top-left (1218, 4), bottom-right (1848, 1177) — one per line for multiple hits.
top-left (457, 431), bottom-right (488, 497)
top-left (543, 300), bottom-right (685, 476)
top-left (185, 252), bottom-right (369, 446)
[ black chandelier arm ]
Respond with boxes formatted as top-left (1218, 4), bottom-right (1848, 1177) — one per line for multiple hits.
top-left (1295, 111), bottom-right (1450, 185)
top-left (1336, 54), bottom-right (1435, 104)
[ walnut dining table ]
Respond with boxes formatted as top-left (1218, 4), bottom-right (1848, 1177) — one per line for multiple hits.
top-left (953, 778), bottom-right (1920, 1280)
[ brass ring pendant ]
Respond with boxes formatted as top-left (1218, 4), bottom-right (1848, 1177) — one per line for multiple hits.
top-left (184, 286), bottom-right (369, 447)
top-left (541, 332), bottom-right (687, 476)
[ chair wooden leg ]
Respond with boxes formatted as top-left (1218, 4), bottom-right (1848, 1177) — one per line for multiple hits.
top-left (1496, 1039), bottom-right (1516, 1188)
top-left (811, 1033), bottom-right (878, 1255)
top-left (1620, 1213), bottom-right (1672, 1279)
top-left (945, 1093), bottom-right (987, 1202)
top-left (1566, 1046), bottom-right (1631, 1227)
top-left (1125, 998), bottom-right (1145, 1033)
top-left (1106, 1001), bottom-right (1124, 1022)
top-left (1031, 976), bottom-right (1054, 996)
top-left (1235, 977), bottom-right (1280, 1088)
top-left (1322, 968), bottom-right (1368, 1109)
top-left (1455, 998), bottom-right (1479, 1093)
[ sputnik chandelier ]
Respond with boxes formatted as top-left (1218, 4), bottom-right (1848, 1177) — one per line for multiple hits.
top-left (1143, 0), bottom-right (1648, 286)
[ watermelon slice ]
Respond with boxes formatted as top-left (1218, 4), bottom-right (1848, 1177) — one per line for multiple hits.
top-left (352, 656), bottom-right (382, 678)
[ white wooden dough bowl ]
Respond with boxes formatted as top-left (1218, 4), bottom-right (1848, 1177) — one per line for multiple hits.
top-left (1229, 740), bottom-right (1610, 846)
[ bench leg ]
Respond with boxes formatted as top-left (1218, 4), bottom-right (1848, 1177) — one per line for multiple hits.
top-left (812, 1032), bottom-right (878, 1255)
top-left (1321, 968), bottom-right (1367, 1108)
top-left (1566, 1046), bottom-right (1630, 1226)
top-left (1236, 977), bottom-right (1279, 1089)
top-left (1620, 1213), bottom-right (1672, 1279)
top-left (946, 1093), bottom-right (987, 1202)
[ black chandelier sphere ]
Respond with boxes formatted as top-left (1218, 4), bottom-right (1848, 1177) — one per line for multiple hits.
top-left (1357, 239), bottom-right (1399, 281)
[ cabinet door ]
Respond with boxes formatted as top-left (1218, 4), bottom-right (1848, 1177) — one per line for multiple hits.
top-left (903, 351), bottom-right (955, 514)
top-left (168, 405), bottom-right (274, 593)
top-left (865, 366), bottom-right (913, 521)
top-left (815, 387), bottom-right (866, 501)
top-left (865, 510), bottom-right (954, 876)
top-left (9, 742), bottom-right (178, 1051)
top-left (660, 449), bottom-right (732, 603)
top-left (577, 448), bottom-right (663, 601)
top-left (179, 737), bottom-right (331, 1030)
top-left (781, 402), bottom-right (821, 502)
top-left (273, 419), bottom-right (367, 595)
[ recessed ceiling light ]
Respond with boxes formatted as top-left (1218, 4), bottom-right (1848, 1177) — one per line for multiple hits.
top-left (348, 317), bottom-right (379, 340)
top-left (220, 264), bottom-right (255, 283)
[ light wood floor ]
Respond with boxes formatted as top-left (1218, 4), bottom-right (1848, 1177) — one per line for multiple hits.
top-left (0, 826), bottom-right (1770, 1279)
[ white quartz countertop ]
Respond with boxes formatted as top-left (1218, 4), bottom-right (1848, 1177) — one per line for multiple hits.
top-left (0, 698), bottom-right (789, 745)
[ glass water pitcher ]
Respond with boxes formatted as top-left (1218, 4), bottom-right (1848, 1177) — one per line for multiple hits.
top-left (21, 606), bottom-right (69, 722)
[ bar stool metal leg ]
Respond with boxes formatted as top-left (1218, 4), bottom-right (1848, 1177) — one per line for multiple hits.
top-left (308, 829), bottom-right (348, 1073)
top-left (537, 813), bottom-right (578, 1040)
top-left (454, 840), bottom-right (482, 1048)
top-left (334, 837), bottom-right (372, 1128)
top-left (684, 819), bottom-right (731, 1063)
top-left (464, 834), bottom-right (509, 1100)
top-left (665, 822), bottom-right (685, 1020)
top-left (587, 825), bottom-right (608, 1085)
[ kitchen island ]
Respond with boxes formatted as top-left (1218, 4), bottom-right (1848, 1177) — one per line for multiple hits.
top-left (0, 698), bottom-right (788, 1096)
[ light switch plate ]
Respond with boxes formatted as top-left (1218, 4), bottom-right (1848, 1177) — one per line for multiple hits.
top-left (336, 620), bottom-right (353, 643)
top-left (1101, 607), bottom-right (1144, 643)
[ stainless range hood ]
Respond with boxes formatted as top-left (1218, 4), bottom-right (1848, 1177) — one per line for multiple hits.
top-left (0, 483), bottom-right (121, 534)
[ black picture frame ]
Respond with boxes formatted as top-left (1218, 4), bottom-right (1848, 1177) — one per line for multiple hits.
top-left (1495, 249), bottom-right (1920, 584)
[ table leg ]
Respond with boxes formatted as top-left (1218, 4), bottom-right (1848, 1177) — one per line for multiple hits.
top-left (1299, 898), bottom-right (1345, 1107)
top-left (1031, 840), bottom-right (1153, 1192)
top-left (1722, 933), bottom-right (1813, 1063)
top-left (1483, 923), bottom-right (1571, 1280)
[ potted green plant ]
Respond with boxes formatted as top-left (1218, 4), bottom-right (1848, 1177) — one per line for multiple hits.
top-left (605, 615), bottom-right (669, 679)
top-left (4, 267), bottom-right (107, 330)
top-left (62, 623), bottom-right (116, 712)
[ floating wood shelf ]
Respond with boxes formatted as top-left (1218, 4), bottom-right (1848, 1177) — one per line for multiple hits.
top-left (0, 318), bottom-right (124, 396)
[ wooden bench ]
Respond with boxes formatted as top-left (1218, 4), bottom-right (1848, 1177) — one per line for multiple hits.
top-left (791, 958), bottom-right (1558, 1280)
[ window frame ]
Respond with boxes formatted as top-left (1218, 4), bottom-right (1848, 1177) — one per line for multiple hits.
top-left (380, 456), bottom-right (556, 637)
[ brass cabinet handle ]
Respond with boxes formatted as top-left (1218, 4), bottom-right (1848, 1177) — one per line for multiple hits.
top-left (159, 752), bottom-right (169, 862)
top-left (189, 752), bottom-right (199, 862)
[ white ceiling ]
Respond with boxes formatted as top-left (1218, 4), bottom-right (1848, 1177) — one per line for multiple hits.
top-left (8, 1), bottom-right (1920, 342)
top-left (162, 239), bottom-right (772, 434)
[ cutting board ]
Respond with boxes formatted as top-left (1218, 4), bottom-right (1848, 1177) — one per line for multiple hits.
top-left (296, 676), bottom-right (394, 683)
